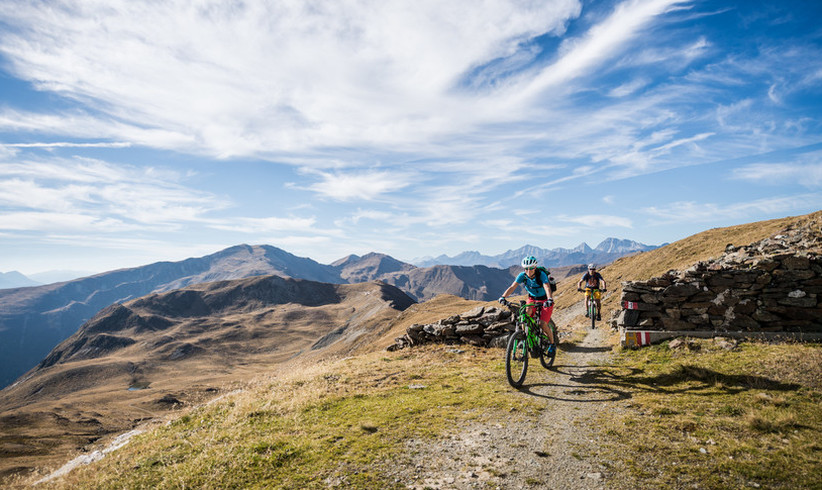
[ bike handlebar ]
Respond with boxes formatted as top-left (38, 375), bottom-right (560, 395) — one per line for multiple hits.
top-left (499, 297), bottom-right (553, 315)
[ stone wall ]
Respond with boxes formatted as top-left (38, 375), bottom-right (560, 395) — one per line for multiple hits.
top-left (387, 305), bottom-right (515, 351)
top-left (617, 219), bottom-right (822, 333)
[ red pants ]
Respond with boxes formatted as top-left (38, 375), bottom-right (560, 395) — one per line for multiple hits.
top-left (526, 298), bottom-right (553, 324)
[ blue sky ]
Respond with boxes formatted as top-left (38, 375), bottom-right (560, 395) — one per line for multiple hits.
top-left (0, 0), bottom-right (821, 276)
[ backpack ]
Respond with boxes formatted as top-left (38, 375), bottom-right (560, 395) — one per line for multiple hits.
top-left (533, 266), bottom-right (557, 292)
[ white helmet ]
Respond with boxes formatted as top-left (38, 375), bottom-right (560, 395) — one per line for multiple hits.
top-left (588, 263), bottom-right (596, 270)
top-left (521, 256), bottom-right (538, 268)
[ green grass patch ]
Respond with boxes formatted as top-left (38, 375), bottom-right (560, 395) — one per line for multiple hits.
top-left (47, 346), bottom-right (537, 489)
top-left (599, 339), bottom-right (822, 489)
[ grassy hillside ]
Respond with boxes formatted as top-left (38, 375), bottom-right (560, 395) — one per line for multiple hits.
top-left (552, 210), bottom-right (822, 320)
top-left (28, 345), bottom-right (536, 489)
top-left (599, 339), bottom-right (822, 488)
top-left (21, 338), bottom-right (822, 489)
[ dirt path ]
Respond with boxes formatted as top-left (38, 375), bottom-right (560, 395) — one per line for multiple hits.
top-left (398, 327), bottom-right (626, 489)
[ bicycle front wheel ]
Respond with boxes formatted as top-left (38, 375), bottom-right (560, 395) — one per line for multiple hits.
top-left (591, 302), bottom-right (597, 329)
top-left (505, 331), bottom-right (528, 388)
top-left (539, 320), bottom-right (557, 369)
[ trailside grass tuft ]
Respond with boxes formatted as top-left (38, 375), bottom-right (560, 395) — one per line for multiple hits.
top-left (598, 339), bottom-right (822, 489)
top-left (40, 345), bottom-right (538, 489)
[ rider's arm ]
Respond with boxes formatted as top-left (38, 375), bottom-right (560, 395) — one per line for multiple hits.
top-left (500, 281), bottom-right (518, 299)
top-left (543, 283), bottom-right (553, 301)
top-left (541, 271), bottom-right (553, 301)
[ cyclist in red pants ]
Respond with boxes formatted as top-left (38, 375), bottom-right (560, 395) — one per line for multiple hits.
top-left (499, 255), bottom-right (556, 351)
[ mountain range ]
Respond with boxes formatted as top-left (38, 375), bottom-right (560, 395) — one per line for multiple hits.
top-left (412, 238), bottom-right (660, 268)
top-left (0, 244), bottom-right (604, 390)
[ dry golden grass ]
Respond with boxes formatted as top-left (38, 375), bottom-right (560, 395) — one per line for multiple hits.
top-left (32, 345), bottom-right (537, 489)
top-left (599, 339), bottom-right (822, 489)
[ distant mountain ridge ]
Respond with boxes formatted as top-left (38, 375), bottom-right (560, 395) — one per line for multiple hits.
top-left (412, 238), bottom-right (659, 268)
top-left (0, 271), bottom-right (40, 289)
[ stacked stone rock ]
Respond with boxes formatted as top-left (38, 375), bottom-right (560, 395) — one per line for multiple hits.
top-left (387, 306), bottom-right (515, 351)
top-left (618, 219), bottom-right (822, 332)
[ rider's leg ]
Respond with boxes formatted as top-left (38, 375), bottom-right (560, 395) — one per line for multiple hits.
top-left (584, 291), bottom-right (591, 317)
top-left (540, 304), bottom-right (555, 343)
top-left (540, 321), bottom-right (555, 343)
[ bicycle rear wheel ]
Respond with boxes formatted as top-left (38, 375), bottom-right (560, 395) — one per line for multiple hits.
top-left (505, 331), bottom-right (528, 388)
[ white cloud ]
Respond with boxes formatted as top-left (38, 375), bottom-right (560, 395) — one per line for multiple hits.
top-left (0, 157), bottom-right (229, 232)
top-left (731, 162), bottom-right (822, 187)
top-left (0, 211), bottom-right (135, 233)
top-left (4, 141), bottom-right (132, 149)
top-left (0, 0), bottom-right (583, 158)
top-left (560, 214), bottom-right (633, 228)
top-left (643, 194), bottom-right (822, 223)
top-left (209, 216), bottom-right (318, 234)
top-left (298, 168), bottom-right (417, 201)
top-left (511, 0), bottom-right (689, 100)
top-left (608, 77), bottom-right (651, 97)
top-left (335, 209), bottom-right (395, 227)
top-left (0, 0), bottom-right (806, 187)
top-left (482, 219), bottom-right (514, 228)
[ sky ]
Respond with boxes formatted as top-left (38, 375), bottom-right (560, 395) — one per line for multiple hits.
top-left (0, 0), bottom-right (821, 276)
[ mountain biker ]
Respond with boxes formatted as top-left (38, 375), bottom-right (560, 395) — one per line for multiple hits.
top-left (498, 256), bottom-right (556, 350)
top-left (577, 263), bottom-right (606, 321)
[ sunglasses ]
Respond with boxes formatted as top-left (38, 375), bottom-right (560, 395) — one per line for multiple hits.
top-left (525, 266), bottom-right (536, 270)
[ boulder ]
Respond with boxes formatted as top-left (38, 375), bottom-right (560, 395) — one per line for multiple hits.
top-left (455, 323), bottom-right (485, 336)
top-left (462, 306), bottom-right (485, 319)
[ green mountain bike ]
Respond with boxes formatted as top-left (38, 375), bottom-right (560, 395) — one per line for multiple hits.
top-left (500, 299), bottom-right (557, 388)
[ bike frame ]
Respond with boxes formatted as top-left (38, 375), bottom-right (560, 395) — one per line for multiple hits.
top-left (511, 301), bottom-right (551, 352)
top-left (584, 287), bottom-right (600, 327)
top-left (504, 299), bottom-right (558, 387)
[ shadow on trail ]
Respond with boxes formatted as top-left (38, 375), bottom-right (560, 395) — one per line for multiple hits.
top-left (558, 344), bottom-right (611, 354)
top-left (519, 381), bottom-right (631, 403)
top-left (515, 363), bottom-right (801, 401)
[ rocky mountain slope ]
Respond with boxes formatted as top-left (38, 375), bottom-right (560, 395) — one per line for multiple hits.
top-left (0, 244), bottom-right (337, 389)
top-left (0, 275), bottom-right (415, 481)
top-left (1, 247), bottom-right (572, 390)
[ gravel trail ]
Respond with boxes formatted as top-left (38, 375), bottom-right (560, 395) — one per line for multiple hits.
top-left (397, 326), bottom-right (627, 489)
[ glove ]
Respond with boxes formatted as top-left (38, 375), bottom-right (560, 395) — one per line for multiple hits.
top-left (545, 299), bottom-right (554, 307)
top-left (577, 288), bottom-right (583, 292)
top-left (498, 297), bottom-right (507, 305)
